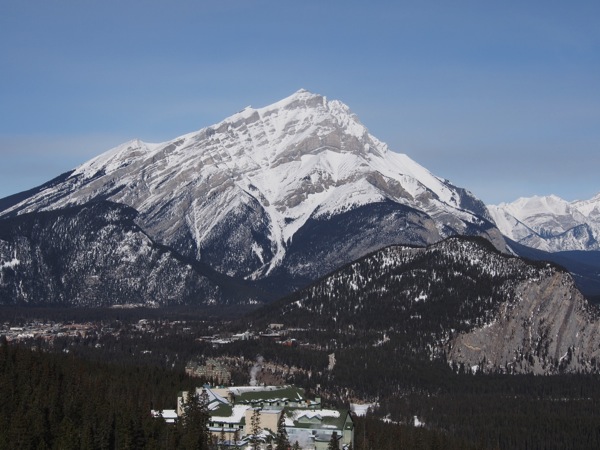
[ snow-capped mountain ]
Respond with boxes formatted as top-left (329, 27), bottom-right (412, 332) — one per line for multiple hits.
top-left (0, 90), bottom-right (505, 297)
top-left (489, 194), bottom-right (600, 252)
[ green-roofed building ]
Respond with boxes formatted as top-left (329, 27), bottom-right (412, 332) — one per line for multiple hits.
top-left (285, 408), bottom-right (354, 450)
top-left (176, 385), bottom-right (354, 449)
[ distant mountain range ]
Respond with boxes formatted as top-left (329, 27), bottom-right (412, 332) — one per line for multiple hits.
top-left (489, 194), bottom-right (600, 252)
top-left (0, 90), bottom-right (505, 306)
top-left (0, 89), bottom-right (598, 310)
top-left (488, 194), bottom-right (600, 298)
top-left (3, 89), bottom-right (600, 376)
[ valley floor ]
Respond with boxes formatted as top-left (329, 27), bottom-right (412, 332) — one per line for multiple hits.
top-left (2, 307), bottom-right (600, 449)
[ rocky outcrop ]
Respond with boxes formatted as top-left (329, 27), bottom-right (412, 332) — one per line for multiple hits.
top-left (448, 271), bottom-right (600, 374)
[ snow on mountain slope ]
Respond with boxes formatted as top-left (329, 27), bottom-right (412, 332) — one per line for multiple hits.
top-left (0, 90), bottom-right (505, 289)
top-left (0, 202), bottom-right (262, 306)
top-left (489, 194), bottom-right (600, 252)
top-left (574, 193), bottom-right (600, 223)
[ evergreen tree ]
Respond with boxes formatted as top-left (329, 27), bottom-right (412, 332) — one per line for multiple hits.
top-left (53, 417), bottom-right (79, 450)
top-left (180, 388), bottom-right (210, 450)
top-left (327, 431), bottom-right (340, 450)
top-left (232, 429), bottom-right (241, 450)
top-left (250, 408), bottom-right (262, 450)
top-left (275, 411), bottom-right (290, 450)
top-left (218, 427), bottom-right (226, 450)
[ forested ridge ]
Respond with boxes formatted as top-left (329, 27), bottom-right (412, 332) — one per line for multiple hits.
top-left (250, 236), bottom-right (600, 374)
top-left (261, 237), bottom-right (557, 333)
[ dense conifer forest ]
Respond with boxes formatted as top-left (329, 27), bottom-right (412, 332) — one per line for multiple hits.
top-left (0, 342), bottom-right (481, 450)
top-left (0, 342), bottom-right (187, 449)
top-left (4, 324), bottom-right (600, 449)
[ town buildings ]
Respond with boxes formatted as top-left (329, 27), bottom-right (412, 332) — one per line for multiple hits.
top-left (176, 385), bottom-right (354, 449)
top-left (185, 358), bottom-right (232, 384)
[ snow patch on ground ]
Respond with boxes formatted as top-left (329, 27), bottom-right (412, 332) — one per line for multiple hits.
top-left (350, 403), bottom-right (376, 416)
top-left (0, 258), bottom-right (20, 270)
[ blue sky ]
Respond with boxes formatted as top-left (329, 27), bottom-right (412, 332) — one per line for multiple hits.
top-left (1, 0), bottom-right (598, 204)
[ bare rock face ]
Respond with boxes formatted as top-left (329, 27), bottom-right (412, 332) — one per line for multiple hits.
top-left (449, 271), bottom-right (600, 374)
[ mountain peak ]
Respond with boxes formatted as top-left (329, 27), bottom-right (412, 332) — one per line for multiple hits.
top-left (226, 89), bottom-right (327, 119)
top-left (287, 88), bottom-right (322, 100)
top-left (0, 91), bottom-right (505, 292)
top-left (197, 89), bottom-right (378, 166)
top-left (260, 88), bottom-right (327, 115)
top-left (290, 88), bottom-right (319, 98)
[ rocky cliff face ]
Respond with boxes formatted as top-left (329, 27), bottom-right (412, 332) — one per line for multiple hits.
top-left (448, 272), bottom-right (600, 374)
top-left (0, 202), bottom-right (261, 306)
top-left (0, 90), bottom-right (505, 297)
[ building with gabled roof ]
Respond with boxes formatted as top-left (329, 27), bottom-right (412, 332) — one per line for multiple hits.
top-left (217, 385), bottom-right (320, 409)
top-left (176, 385), bottom-right (354, 449)
top-left (185, 358), bottom-right (232, 384)
top-left (285, 408), bottom-right (354, 450)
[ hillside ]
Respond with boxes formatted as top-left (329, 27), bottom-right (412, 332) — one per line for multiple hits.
top-left (254, 236), bottom-right (600, 374)
top-left (0, 201), bottom-right (263, 306)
